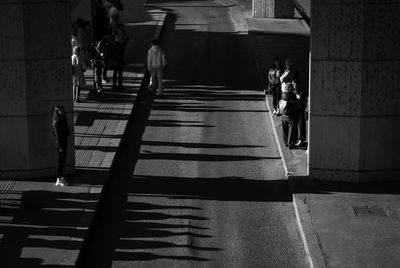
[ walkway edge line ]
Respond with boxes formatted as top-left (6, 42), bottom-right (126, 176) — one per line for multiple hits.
top-left (263, 94), bottom-right (314, 268)
top-left (248, 30), bottom-right (314, 267)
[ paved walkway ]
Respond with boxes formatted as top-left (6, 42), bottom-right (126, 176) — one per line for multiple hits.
top-left (252, 1), bottom-right (400, 266)
top-left (77, 1), bottom-right (309, 267)
top-left (0, 3), bottom-right (166, 267)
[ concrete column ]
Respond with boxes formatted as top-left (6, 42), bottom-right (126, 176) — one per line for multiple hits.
top-left (0, 0), bottom-right (75, 178)
top-left (252, 0), bottom-right (294, 18)
top-left (309, 1), bottom-right (400, 182)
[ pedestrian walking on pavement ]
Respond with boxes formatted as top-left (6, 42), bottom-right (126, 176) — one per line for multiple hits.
top-left (92, 47), bottom-right (104, 93)
top-left (72, 46), bottom-right (86, 102)
top-left (279, 91), bottom-right (299, 149)
top-left (147, 39), bottom-right (167, 96)
top-left (112, 23), bottom-right (129, 90)
top-left (293, 80), bottom-right (308, 147)
top-left (97, 33), bottom-right (115, 83)
top-left (268, 58), bottom-right (283, 116)
top-left (52, 105), bottom-right (70, 187)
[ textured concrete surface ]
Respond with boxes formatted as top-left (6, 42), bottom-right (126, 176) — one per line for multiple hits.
top-left (0, 2), bottom-right (167, 267)
top-left (308, 0), bottom-right (400, 182)
top-left (0, 0), bottom-right (74, 178)
top-left (253, 0), bottom-right (294, 18)
top-left (290, 179), bottom-right (400, 268)
top-left (78, 1), bottom-right (309, 267)
top-left (246, 17), bottom-right (309, 35)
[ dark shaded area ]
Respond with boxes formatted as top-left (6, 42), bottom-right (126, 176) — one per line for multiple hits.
top-left (75, 110), bottom-right (130, 127)
top-left (0, 189), bottom-right (100, 268)
top-left (141, 140), bottom-right (266, 148)
top-left (146, 119), bottom-right (215, 127)
top-left (139, 152), bottom-right (280, 161)
top-left (129, 175), bottom-right (293, 202)
top-left (291, 178), bottom-right (400, 195)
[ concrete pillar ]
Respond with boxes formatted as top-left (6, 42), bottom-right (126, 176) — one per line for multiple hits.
top-left (0, 0), bottom-right (75, 178)
top-left (309, 1), bottom-right (400, 182)
top-left (252, 0), bottom-right (294, 18)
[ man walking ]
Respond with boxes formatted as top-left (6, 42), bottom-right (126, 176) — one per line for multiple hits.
top-left (147, 39), bottom-right (167, 96)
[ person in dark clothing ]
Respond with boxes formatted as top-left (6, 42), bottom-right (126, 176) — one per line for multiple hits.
top-left (280, 91), bottom-right (299, 149)
top-left (268, 58), bottom-right (283, 115)
top-left (52, 105), bottom-right (71, 186)
top-left (293, 80), bottom-right (307, 147)
top-left (91, 48), bottom-right (104, 93)
top-left (112, 23), bottom-right (129, 89)
top-left (97, 33), bottom-right (115, 83)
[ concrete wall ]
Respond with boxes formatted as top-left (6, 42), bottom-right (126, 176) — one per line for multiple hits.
top-left (309, 0), bottom-right (400, 182)
top-left (0, 0), bottom-right (75, 178)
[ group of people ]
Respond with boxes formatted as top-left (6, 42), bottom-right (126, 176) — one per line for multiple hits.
top-left (57, 0), bottom-right (168, 186)
top-left (268, 58), bottom-right (308, 149)
top-left (71, 0), bottom-right (129, 102)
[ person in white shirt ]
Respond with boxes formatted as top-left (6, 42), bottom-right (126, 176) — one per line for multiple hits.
top-left (147, 39), bottom-right (167, 96)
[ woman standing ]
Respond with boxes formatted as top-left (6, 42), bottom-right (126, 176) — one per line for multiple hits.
top-left (52, 106), bottom-right (70, 187)
top-left (268, 58), bottom-right (283, 115)
top-left (72, 46), bottom-right (86, 102)
top-left (112, 23), bottom-right (129, 90)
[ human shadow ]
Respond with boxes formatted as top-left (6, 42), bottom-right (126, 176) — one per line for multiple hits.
top-left (141, 140), bottom-right (266, 149)
top-left (138, 151), bottom-right (280, 161)
top-left (75, 110), bottom-right (130, 127)
top-left (129, 175), bottom-right (292, 202)
top-left (291, 178), bottom-right (400, 195)
top-left (0, 190), bottom-right (99, 268)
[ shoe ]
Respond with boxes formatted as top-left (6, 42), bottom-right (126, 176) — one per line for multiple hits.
top-left (55, 178), bottom-right (61, 186)
top-left (59, 177), bottom-right (68, 187)
top-left (147, 85), bottom-right (155, 92)
top-left (102, 79), bottom-right (108, 84)
top-left (295, 140), bottom-right (302, 146)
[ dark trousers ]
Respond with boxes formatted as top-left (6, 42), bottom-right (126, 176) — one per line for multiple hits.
top-left (94, 64), bottom-right (103, 87)
top-left (271, 84), bottom-right (281, 111)
top-left (56, 146), bottom-right (67, 178)
top-left (282, 115), bottom-right (298, 148)
top-left (102, 57), bottom-right (110, 80)
top-left (113, 63), bottom-right (123, 87)
top-left (298, 108), bottom-right (306, 142)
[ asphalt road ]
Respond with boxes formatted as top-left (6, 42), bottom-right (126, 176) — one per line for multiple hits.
top-left (78, 1), bottom-right (309, 267)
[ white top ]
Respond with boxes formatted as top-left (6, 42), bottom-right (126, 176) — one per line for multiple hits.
top-left (280, 69), bottom-right (295, 92)
top-left (147, 45), bottom-right (167, 70)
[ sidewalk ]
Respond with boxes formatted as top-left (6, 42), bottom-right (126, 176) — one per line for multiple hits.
top-left (250, 2), bottom-right (400, 267)
top-left (0, 3), bottom-right (166, 267)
